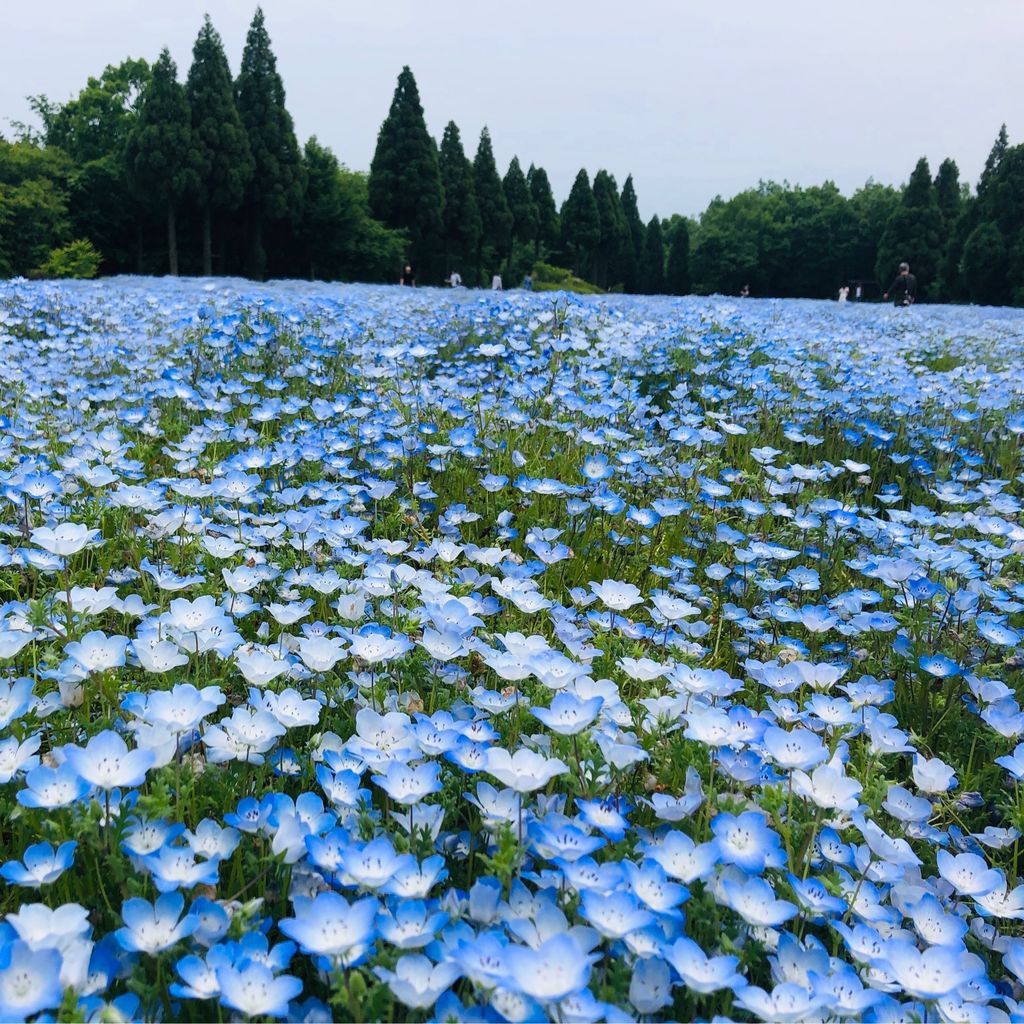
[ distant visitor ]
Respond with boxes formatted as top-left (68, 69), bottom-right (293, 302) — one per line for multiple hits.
top-left (838, 285), bottom-right (850, 303)
top-left (491, 273), bottom-right (503, 291)
top-left (740, 284), bottom-right (750, 298)
top-left (399, 264), bottom-right (416, 287)
top-left (445, 271), bottom-right (462, 287)
top-left (883, 262), bottom-right (917, 306)
top-left (522, 273), bottom-right (533, 291)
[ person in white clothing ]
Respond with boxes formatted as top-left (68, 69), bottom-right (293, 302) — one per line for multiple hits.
top-left (446, 271), bottom-right (462, 287)
top-left (491, 274), bottom-right (503, 291)
top-left (838, 285), bottom-right (849, 302)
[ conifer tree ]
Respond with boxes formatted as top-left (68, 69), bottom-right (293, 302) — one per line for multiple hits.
top-left (527, 164), bottom-right (558, 257)
top-left (978, 124), bottom-right (1008, 199)
top-left (641, 215), bottom-right (666, 294)
top-left (875, 157), bottom-right (944, 297)
top-left (437, 121), bottom-right (480, 282)
top-left (236, 7), bottom-right (303, 278)
top-left (933, 158), bottom-right (961, 224)
top-left (592, 169), bottom-right (627, 289)
top-left (472, 127), bottom-right (512, 283)
top-left (127, 48), bottom-right (190, 275)
top-left (186, 15), bottom-right (253, 275)
top-left (367, 66), bottom-right (444, 280)
top-left (665, 217), bottom-right (691, 295)
top-left (503, 157), bottom-right (536, 250)
top-left (560, 169), bottom-right (599, 279)
top-left (619, 175), bottom-right (644, 292)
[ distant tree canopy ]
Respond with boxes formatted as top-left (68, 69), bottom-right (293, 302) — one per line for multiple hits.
top-left (4, 18), bottom-right (1023, 303)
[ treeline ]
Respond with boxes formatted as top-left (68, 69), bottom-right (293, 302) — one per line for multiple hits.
top-left (0, 9), bottom-right (1021, 303)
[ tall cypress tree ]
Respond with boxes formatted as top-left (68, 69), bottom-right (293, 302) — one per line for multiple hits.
top-left (665, 217), bottom-right (691, 295)
top-left (235, 8), bottom-right (304, 278)
top-left (186, 15), bottom-right (253, 275)
top-left (978, 124), bottom-right (1008, 199)
top-left (126, 48), bottom-right (190, 275)
top-left (368, 66), bottom-right (444, 280)
top-left (641, 215), bottom-right (666, 294)
top-left (876, 157), bottom-right (944, 297)
top-left (527, 164), bottom-right (558, 257)
top-left (933, 158), bottom-right (961, 224)
top-left (560, 169), bottom-right (599, 280)
top-left (592, 170), bottom-right (627, 289)
top-left (438, 121), bottom-right (480, 281)
top-left (502, 156), bottom-right (536, 277)
top-left (619, 175), bottom-right (644, 292)
top-left (472, 128), bottom-right (512, 283)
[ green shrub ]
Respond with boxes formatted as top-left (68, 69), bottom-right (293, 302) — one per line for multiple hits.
top-left (532, 261), bottom-right (603, 295)
top-left (33, 238), bottom-right (101, 279)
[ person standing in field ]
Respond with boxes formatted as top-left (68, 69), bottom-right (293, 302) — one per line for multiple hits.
top-left (838, 285), bottom-right (849, 302)
top-left (399, 264), bottom-right (416, 286)
top-left (491, 273), bottom-right (503, 291)
top-left (446, 270), bottom-right (462, 287)
top-left (883, 262), bottom-right (917, 306)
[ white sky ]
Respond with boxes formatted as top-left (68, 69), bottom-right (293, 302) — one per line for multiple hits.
top-left (4, 0), bottom-right (1023, 220)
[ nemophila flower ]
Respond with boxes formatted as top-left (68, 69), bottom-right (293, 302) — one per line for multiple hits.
top-left (144, 845), bottom-right (221, 893)
top-left (506, 933), bottom-right (592, 1003)
top-left (374, 954), bottom-right (461, 1010)
top-left (720, 875), bottom-right (797, 928)
top-left (663, 936), bottom-right (744, 993)
top-left (31, 522), bottom-right (100, 557)
top-left (0, 733), bottom-right (41, 785)
top-left (131, 636), bottom-right (191, 674)
top-left (279, 891), bottom-right (379, 958)
top-left (341, 835), bottom-right (413, 890)
top-left (485, 748), bottom-right (569, 792)
top-left (733, 982), bottom-right (830, 1022)
top-left (875, 942), bottom-right (984, 1000)
top-left (919, 653), bottom-right (961, 678)
top-left (1, 841), bottom-right (77, 888)
top-left (623, 860), bottom-right (689, 913)
top-left (255, 687), bottom-right (322, 729)
top-left (203, 707), bottom-right (286, 764)
top-left (906, 892), bottom-right (968, 947)
top-left (376, 900), bottom-right (448, 950)
top-left (64, 630), bottom-right (130, 674)
top-left (349, 624), bottom-right (414, 665)
top-left (115, 892), bottom-right (197, 953)
top-left (216, 963), bottom-right (302, 1019)
top-left (589, 579), bottom-right (643, 611)
top-left (372, 761), bottom-right (442, 805)
top-left (0, 630), bottom-right (35, 664)
top-left (646, 831), bottom-right (720, 884)
top-left (762, 725), bottom-right (828, 771)
top-left (936, 850), bottom-right (1004, 897)
top-left (0, 941), bottom-right (64, 1021)
top-left (531, 693), bottom-right (602, 735)
top-left (17, 760), bottom-right (90, 809)
top-left (712, 811), bottom-right (784, 873)
top-left (63, 729), bottom-right (155, 790)
top-left (184, 819), bottom-right (240, 861)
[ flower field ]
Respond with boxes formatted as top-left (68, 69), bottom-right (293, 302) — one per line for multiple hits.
top-left (2, 277), bottom-right (1024, 1022)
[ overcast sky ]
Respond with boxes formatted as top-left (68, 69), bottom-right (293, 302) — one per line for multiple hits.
top-left (5, 0), bottom-right (1023, 219)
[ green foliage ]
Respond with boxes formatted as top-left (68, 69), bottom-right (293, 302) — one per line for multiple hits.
top-left (531, 261), bottom-right (602, 294)
top-left (618, 174), bottom-right (644, 292)
top-left (367, 66), bottom-right (444, 281)
top-left (591, 169), bottom-right (627, 290)
top-left (527, 164), bottom-right (559, 257)
top-left (472, 127), bottom-right (512, 283)
top-left (560, 169), bottom-right (599, 279)
top-left (236, 7), bottom-right (304, 276)
top-left (641, 214), bottom-right (666, 294)
top-left (186, 15), bottom-right (253, 272)
top-left (438, 121), bottom-right (481, 282)
top-left (0, 140), bottom-right (72, 277)
top-left (502, 155), bottom-right (537, 281)
top-left (665, 216), bottom-right (691, 294)
top-left (34, 238), bottom-right (101, 278)
top-left (876, 157), bottom-right (944, 298)
top-left (961, 221), bottom-right (1007, 304)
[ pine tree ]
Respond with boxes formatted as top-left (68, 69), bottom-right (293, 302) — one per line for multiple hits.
top-left (618, 175), bottom-right (644, 292)
top-left (186, 15), bottom-right (253, 275)
top-left (591, 170), bottom-right (627, 289)
top-left (933, 158), bottom-right (961, 224)
top-left (560, 169), bottom-right (599, 280)
top-left (367, 66), bottom-right (444, 281)
top-left (438, 121), bottom-right (480, 282)
top-left (472, 127), bottom-right (512, 283)
top-left (665, 217), bottom-right (691, 294)
top-left (641, 215), bottom-right (665, 293)
top-left (527, 164), bottom-right (558, 257)
top-left (875, 157), bottom-right (944, 298)
top-left (126, 48), bottom-right (190, 275)
top-left (978, 124), bottom-right (1008, 199)
top-left (235, 8), bottom-right (304, 278)
top-left (502, 156), bottom-right (536, 279)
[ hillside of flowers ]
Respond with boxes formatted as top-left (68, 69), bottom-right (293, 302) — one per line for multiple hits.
top-left (1, 277), bottom-right (1024, 1022)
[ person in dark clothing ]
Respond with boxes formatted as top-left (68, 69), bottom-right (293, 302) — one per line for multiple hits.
top-left (883, 262), bottom-right (917, 306)
top-left (399, 264), bottom-right (415, 287)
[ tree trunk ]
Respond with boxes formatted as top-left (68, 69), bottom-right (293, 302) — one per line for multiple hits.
top-left (167, 202), bottom-right (179, 277)
top-left (202, 207), bottom-right (212, 276)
